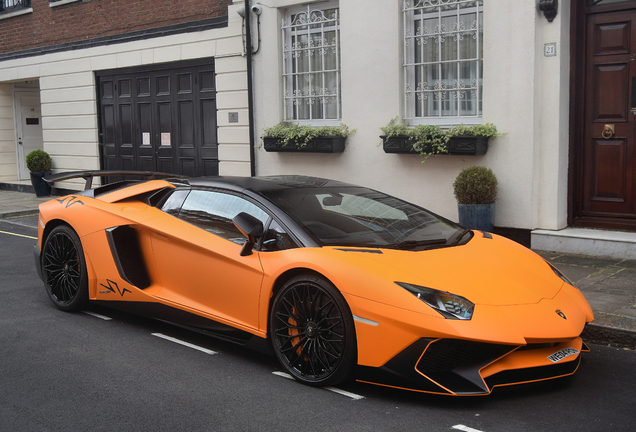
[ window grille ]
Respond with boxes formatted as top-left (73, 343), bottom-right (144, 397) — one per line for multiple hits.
top-left (282, 3), bottom-right (341, 122)
top-left (404, 0), bottom-right (483, 124)
top-left (0, 0), bottom-right (31, 13)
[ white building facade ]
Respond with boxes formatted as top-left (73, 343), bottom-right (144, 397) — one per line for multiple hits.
top-left (0, 1), bottom-right (253, 190)
top-left (252, 0), bottom-right (571, 232)
top-left (2, 0), bottom-right (636, 253)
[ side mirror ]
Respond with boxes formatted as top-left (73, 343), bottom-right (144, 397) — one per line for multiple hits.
top-left (233, 212), bottom-right (264, 256)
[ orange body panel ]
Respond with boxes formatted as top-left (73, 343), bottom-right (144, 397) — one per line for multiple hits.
top-left (36, 182), bottom-right (594, 395)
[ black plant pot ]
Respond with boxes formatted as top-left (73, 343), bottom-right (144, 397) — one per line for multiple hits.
top-left (458, 202), bottom-right (495, 232)
top-left (447, 136), bottom-right (489, 155)
top-left (30, 171), bottom-right (52, 197)
top-left (381, 135), bottom-right (489, 156)
top-left (263, 136), bottom-right (345, 153)
top-left (381, 135), bottom-right (419, 154)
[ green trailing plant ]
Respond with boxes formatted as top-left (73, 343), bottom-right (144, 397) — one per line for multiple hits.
top-left (453, 165), bottom-right (498, 204)
top-left (26, 149), bottom-right (52, 173)
top-left (262, 122), bottom-right (355, 148)
top-left (379, 117), bottom-right (411, 137)
top-left (446, 122), bottom-right (504, 139)
top-left (381, 118), bottom-right (504, 161)
top-left (381, 117), bottom-right (448, 161)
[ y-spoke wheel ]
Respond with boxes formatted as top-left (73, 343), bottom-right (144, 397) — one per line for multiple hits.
top-left (42, 225), bottom-right (88, 311)
top-left (270, 274), bottom-right (356, 386)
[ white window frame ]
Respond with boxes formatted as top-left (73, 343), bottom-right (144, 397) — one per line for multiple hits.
top-left (281, 1), bottom-right (341, 125)
top-left (403, 0), bottom-right (483, 126)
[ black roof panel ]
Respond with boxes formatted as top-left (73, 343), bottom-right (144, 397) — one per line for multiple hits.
top-left (187, 175), bottom-right (356, 193)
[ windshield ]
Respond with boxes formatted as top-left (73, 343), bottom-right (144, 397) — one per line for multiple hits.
top-left (260, 186), bottom-right (465, 250)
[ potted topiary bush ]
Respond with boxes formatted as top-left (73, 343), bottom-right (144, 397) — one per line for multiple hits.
top-left (453, 165), bottom-right (498, 231)
top-left (262, 122), bottom-right (354, 153)
top-left (26, 149), bottom-right (53, 197)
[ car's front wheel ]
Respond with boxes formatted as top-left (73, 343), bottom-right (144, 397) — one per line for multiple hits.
top-left (270, 274), bottom-right (356, 387)
top-left (41, 225), bottom-right (88, 311)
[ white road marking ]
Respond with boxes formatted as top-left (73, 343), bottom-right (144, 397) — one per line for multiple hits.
top-left (83, 311), bottom-right (112, 320)
top-left (272, 371), bottom-right (365, 400)
top-left (0, 230), bottom-right (37, 240)
top-left (324, 386), bottom-right (365, 400)
top-left (151, 333), bottom-right (218, 355)
top-left (452, 425), bottom-right (485, 432)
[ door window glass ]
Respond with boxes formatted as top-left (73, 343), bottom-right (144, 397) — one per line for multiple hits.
top-left (261, 220), bottom-right (298, 252)
top-left (179, 190), bottom-right (269, 244)
top-left (159, 189), bottom-right (189, 217)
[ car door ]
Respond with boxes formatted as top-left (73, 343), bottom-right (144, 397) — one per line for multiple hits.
top-left (147, 189), bottom-right (269, 331)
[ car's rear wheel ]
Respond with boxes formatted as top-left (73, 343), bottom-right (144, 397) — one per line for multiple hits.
top-left (270, 274), bottom-right (356, 386)
top-left (41, 225), bottom-right (88, 311)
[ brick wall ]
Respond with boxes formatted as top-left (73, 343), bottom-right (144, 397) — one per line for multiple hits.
top-left (0, 0), bottom-right (232, 56)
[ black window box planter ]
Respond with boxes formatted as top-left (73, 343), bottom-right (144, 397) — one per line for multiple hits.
top-left (381, 135), bottom-right (489, 156)
top-left (263, 136), bottom-right (345, 153)
top-left (381, 135), bottom-right (419, 154)
top-left (447, 135), bottom-right (489, 155)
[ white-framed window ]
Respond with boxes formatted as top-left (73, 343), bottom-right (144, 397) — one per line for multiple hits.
top-left (404, 0), bottom-right (483, 125)
top-left (281, 2), bottom-right (341, 124)
top-left (0, 0), bottom-right (30, 13)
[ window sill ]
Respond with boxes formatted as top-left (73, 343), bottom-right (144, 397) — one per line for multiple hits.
top-left (50, 0), bottom-right (81, 8)
top-left (286, 120), bottom-right (343, 127)
top-left (0, 7), bottom-right (33, 20)
top-left (407, 118), bottom-right (483, 127)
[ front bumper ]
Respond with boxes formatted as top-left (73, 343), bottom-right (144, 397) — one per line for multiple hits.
top-left (356, 336), bottom-right (587, 395)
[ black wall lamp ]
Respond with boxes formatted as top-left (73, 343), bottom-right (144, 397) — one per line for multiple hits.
top-left (538, 0), bottom-right (558, 22)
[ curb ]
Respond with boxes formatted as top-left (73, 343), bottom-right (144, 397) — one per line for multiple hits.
top-left (0, 182), bottom-right (35, 194)
top-left (582, 323), bottom-right (636, 350)
top-left (0, 209), bottom-right (40, 219)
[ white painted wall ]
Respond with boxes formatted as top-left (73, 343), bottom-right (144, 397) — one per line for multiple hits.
top-left (252, 0), bottom-right (571, 231)
top-left (0, 1), bottom-right (250, 188)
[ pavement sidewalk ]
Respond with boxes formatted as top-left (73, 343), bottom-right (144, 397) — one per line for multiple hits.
top-left (1, 187), bottom-right (635, 349)
top-left (0, 187), bottom-right (51, 218)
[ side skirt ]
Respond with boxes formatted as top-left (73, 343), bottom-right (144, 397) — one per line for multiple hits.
top-left (93, 300), bottom-right (272, 355)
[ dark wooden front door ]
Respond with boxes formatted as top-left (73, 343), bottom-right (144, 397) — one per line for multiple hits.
top-left (572, 5), bottom-right (636, 230)
top-left (97, 60), bottom-right (219, 178)
top-left (574, 5), bottom-right (636, 230)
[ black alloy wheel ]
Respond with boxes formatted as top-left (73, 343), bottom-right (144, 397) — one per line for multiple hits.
top-left (270, 274), bottom-right (356, 386)
top-left (42, 225), bottom-right (88, 311)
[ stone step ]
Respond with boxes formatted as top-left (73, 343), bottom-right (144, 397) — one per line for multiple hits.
top-left (532, 228), bottom-right (636, 260)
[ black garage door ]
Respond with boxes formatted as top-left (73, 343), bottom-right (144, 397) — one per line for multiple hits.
top-left (97, 59), bottom-right (218, 178)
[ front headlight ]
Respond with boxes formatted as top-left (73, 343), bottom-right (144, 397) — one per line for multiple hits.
top-left (396, 282), bottom-right (474, 320)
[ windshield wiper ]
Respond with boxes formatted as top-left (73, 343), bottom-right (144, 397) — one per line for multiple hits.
top-left (391, 238), bottom-right (448, 250)
top-left (448, 228), bottom-right (472, 245)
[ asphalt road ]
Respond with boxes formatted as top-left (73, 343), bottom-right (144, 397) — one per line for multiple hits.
top-left (1, 215), bottom-right (635, 432)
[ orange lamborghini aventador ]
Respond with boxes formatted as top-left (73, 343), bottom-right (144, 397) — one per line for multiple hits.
top-left (34, 172), bottom-right (594, 395)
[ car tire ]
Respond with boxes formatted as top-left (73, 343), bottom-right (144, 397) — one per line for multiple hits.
top-left (41, 225), bottom-right (89, 312)
top-left (270, 274), bottom-right (357, 387)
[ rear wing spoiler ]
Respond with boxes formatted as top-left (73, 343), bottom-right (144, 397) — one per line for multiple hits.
top-left (44, 170), bottom-right (187, 191)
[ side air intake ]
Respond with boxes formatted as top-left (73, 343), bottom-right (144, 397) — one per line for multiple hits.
top-left (106, 226), bottom-right (151, 289)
